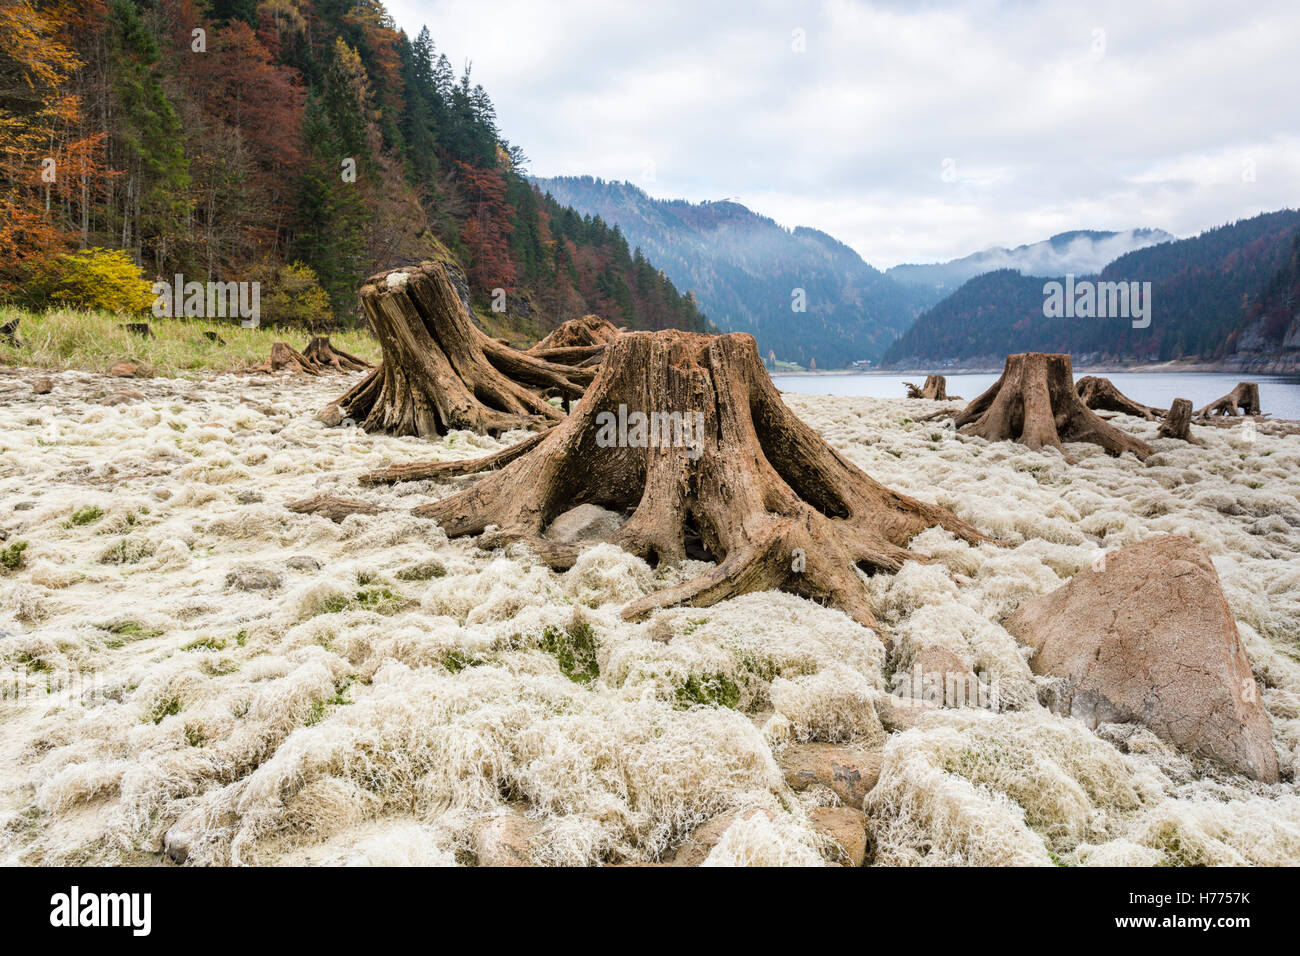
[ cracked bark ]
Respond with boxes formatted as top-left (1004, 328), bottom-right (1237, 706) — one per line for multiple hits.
top-left (1076, 375), bottom-right (1165, 420)
top-left (394, 329), bottom-right (986, 629)
top-left (1197, 382), bottom-right (1261, 418)
top-left (954, 353), bottom-right (1153, 462)
top-left (904, 375), bottom-right (949, 401)
top-left (325, 262), bottom-right (595, 437)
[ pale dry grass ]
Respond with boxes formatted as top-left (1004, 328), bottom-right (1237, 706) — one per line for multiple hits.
top-left (0, 378), bottom-right (1297, 866)
top-left (0, 306), bottom-right (378, 377)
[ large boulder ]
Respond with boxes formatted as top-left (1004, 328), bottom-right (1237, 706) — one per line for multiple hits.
top-left (1005, 535), bottom-right (1278, 782)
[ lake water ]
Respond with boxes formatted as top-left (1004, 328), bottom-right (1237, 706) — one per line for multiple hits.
top-left (772, 370), bottom-right (1300, 420)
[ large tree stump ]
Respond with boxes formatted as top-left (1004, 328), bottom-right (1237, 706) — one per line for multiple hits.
top-left (400, 330), bottom-right (986, 629)
top-left (0, 318), bottom-right (20, 346)
top-left (904, 375), bottom-right (948, 401)
top-left (1075, 375), bottom-right (1165, 420)
top-left (303, 336), bottom-right (373, 372)
top-left (954, 353), bottom-right (1153, 461)
top-left (327, 263), bottom-right (595, 437)
top-left (1157, 398), bottom-right (1196, 442)
top-left (1197, 382), bottom-right (1261, 418)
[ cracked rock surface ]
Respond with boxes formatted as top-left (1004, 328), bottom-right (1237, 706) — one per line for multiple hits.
top-left (1006, 534), bottom-right (1279, 782)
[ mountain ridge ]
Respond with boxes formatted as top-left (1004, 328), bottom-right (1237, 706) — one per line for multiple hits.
top-left (886, 228), bottom-right (1177, 296)
top-left (532, 176), bottom-right (934, 368)
top-left (881, 210), bottom-right (1300, 368)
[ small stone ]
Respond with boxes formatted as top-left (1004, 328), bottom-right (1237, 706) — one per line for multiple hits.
top-left (778, 743), bottom-right (882, 808)
top-left (315, 403), bottom-right (345, 427)
top-left (809, 806), bottom-right (869, 866)
top-left (543, 503), bottom-right (624, 544)
top-left (109, 361), bottom-right (141, 378)
top-left (13, 501), bottom-right (36, 512)
top-left (100, 389), bottom-right (146, 406)
top-left (163, 826), bottom-right (192, 864)
top-left (235, 491), bottom-right (264, 504)
top-left (225, 566), bottom-right (283, 591)
top-left (285, 555), bottom-right (321, 572)
top-left (472, 811), bottom-right (541, 867)
top-left (31, 377), bottom-right (53, 395)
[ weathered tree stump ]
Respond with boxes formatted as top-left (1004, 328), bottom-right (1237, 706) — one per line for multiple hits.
top-left (1197, 382), bottom-right (1261, 418)
top-left (1157, 398), bottom-right (1196, 442)
top-left (954, 353), bottom-right (1152, 461)
top-left (904, 375), bottom-right (948, 401)
top-left (529, 315), bottom-right (623, 367)
top-left (327, 262), bottom-right (595, 437)
top-left (1, 318), bottom-right (22, 346)
top-left (259, 341), bottom-right (320, 375)
top-left (400, 330), bottom-right (986, 629)
top-left (122, 322), bottom-right (153, 338)
top-left (203, 331), bottom-right (226, 346)
top-left (303, 336), bottom-right (373, 372)
top-left (1075, 375), bottom-right (1165, 420)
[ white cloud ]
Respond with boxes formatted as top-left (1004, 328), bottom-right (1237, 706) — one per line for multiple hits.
top-left (387, 0), bottom-right (1300, 267)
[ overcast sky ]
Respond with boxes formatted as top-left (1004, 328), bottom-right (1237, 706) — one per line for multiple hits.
top-left (385, 0), bottom-right (1300, 268)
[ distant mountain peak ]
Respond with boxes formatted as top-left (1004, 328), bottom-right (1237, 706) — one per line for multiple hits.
top-left (887, 228), bottom-right (1177, 294)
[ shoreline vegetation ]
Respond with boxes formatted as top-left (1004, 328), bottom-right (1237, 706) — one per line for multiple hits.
top-left (6, 307), bottom-right (1295, 382)
top-left (0, 307), bottom-right (379, 378)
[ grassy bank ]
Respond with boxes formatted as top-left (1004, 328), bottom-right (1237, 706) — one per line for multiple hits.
top-left (0, 306), bottom-right (380, 377)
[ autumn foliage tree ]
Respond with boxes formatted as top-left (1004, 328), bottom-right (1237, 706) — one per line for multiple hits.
top-left (0, 0), bottom-right (710, 340)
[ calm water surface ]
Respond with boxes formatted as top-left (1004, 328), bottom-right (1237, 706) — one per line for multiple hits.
top-left (772, 370), bottom-right (1300, 420)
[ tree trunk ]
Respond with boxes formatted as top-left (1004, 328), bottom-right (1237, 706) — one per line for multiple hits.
top-left (302, 336), bottom-right (373, 372)
top-left (1157, 397), bottom-right (1196, 442)
top-left (1075, 375), bottom-right (1165, 420)
top-left (1197, 382), bottom-right (1261, 418)
top-left (387, 330), bottom-right (986, 630)
top-left (954, 353), bottom-right (1153, 461)
top-left (326, 262), bottom-right (595, 437)
top-left (904, 374), bottom-right (948, 400)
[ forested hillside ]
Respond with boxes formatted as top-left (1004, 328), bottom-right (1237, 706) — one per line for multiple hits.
top-left (535, 175), bottom-right (933, 368)
top-left (882, 210), bottom-right (1300, 367)
top-left (0, 0), bottom-right (710, 335)
top-left (1226, 231), bottom-right (1300, 368)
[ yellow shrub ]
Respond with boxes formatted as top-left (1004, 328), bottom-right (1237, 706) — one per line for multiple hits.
top-left (24, 248), bottom-right (154, 314)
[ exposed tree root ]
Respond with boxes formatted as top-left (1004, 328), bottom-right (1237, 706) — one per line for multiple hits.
top-left (529, 316), bottom-right (624, 367)
top-left (303, 336), bottom-right (373, 372)
top-left (1076, 375), bottom-right (1165, 420)
top-left (1197, 382), bottom-right (1261, 418)
top-left (286, 495), bottom-right (383, 522)
top-left (258, 341), bottom-right (321, 375)
top-left (954, 353), bottom-right (1153, 462)
top-left (360, 432), bottom-right (548, 485)
top-left (326, 262), bottom-right (595, 437)
top-left (401, 330), bottom-right (987, 630)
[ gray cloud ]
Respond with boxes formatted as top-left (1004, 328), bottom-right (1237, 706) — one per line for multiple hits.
top-left (388, 0), bottom-right (1300, 267)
